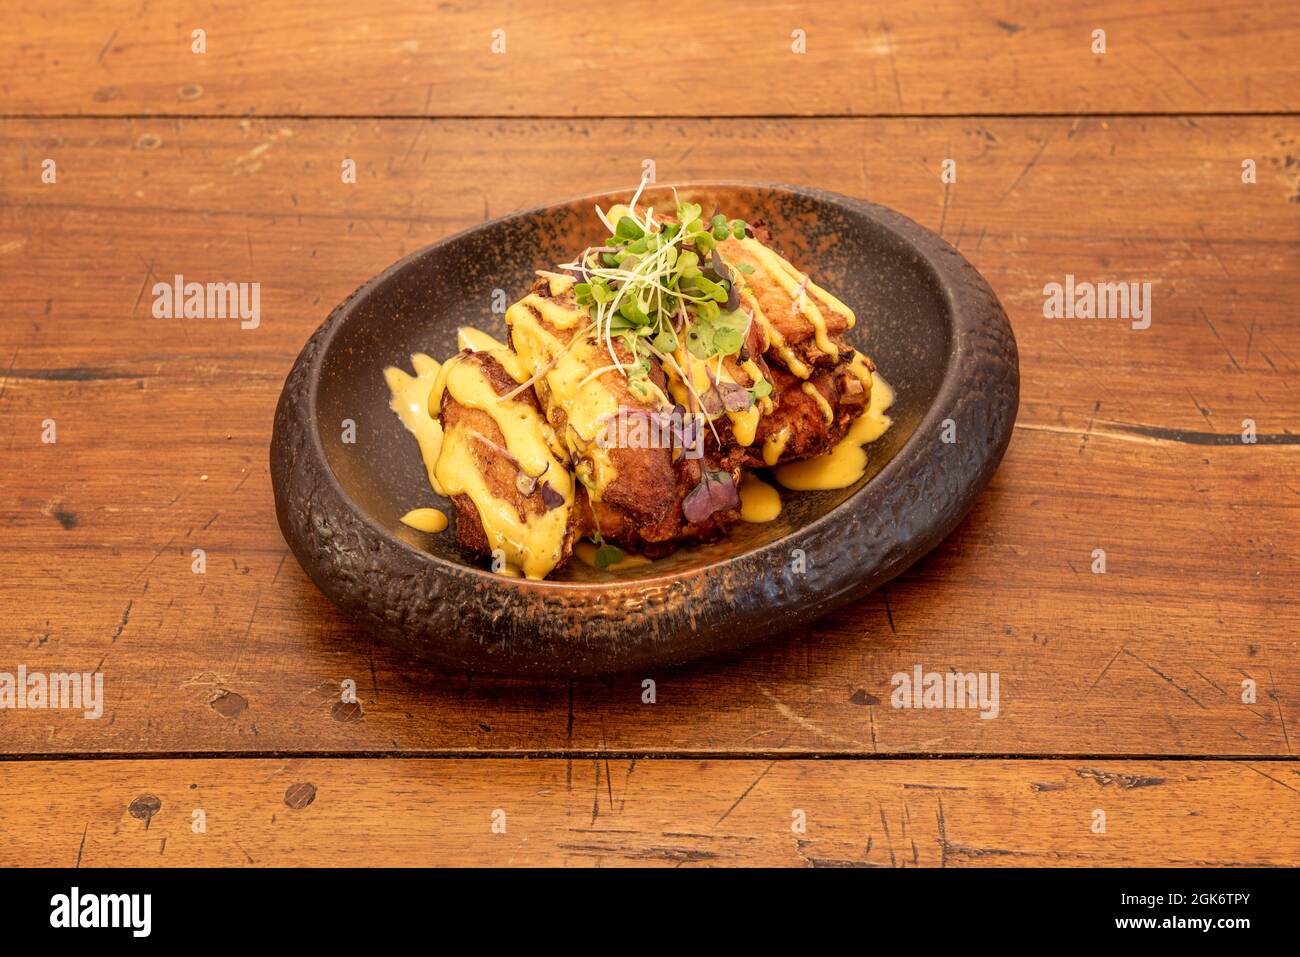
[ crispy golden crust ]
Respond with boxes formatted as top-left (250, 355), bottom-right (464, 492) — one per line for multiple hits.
top-left (741, 360), bottom-right (869, 468)
top-left (718, 231), bottom-right (852, 374)
top-left (577, 455), bottom-right (741, 558)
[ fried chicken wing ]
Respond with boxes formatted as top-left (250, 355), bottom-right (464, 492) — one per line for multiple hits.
top-left (432, 349), bottom-right (577, 579)
top-left (745, 352), bottom-right (873, 468)
top-left (717, 232), bottom-right (857, 378)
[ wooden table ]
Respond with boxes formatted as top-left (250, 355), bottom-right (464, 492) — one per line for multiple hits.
top-left (1, 1), bottom-right (1297, 867)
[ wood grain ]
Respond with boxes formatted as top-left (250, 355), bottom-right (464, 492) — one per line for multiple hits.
top-left (1, 757), bottom-right (1295, 867)
top-left (3, 1), bottom-right (1298, 117)
top-left (0, 116), bottom-right (1296, 757)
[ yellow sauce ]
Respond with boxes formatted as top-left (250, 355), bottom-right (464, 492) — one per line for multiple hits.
top-left (399, 507), bottom-right (448, 533)
top-left (846, 350), bottom-right (876, 391)
top-left (740, 359), bottom-right (776, 415)
top-left (729, 403), bottom-right (761, 447)
top-left (456, 326), bottom-right (526, 382)
top-left (738, 474), bottom-right (782, 523)
top-left (774, 371), bottom-right (894, 491)
top-left (663, 346), bottom-right (762, 447)
top-left (737, 238), bottom-right (855, 362)
top-left (801, 381), bottom-right (835, 425)
top-left (740, 288), bottom-right (811, 379)
top-left (457, 326), bottom-right (508, 353)
top-left (664, 345), bottom-right (708, 409)
top-left (536, 271), bottom-right (575, 297)
top-left (506, 295), bottom-right (626, 498)
top-left (386, 349), bottom-right (574, 580)
top-left (519, 292), bottom-right (585, 330)
top-left (429, 356), bottom-right (574, 579)
top-left (574, 540), bottom-right (653, 570)
top-left (383, 353), bottom-right (445, 495)
top-left (762, 425), bottom-right (792, 466)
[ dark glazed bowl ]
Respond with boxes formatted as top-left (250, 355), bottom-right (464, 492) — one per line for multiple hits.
top-left (271, 183), bottom-right (1018, 676)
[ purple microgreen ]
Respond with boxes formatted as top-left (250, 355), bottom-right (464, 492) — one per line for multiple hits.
top-left (718, 380), bottom-right (754, 412)
top-left (682, 468), bottom-right (740, 525)
top-left (724, 277), bottom-right (741, 312)
top-left (539, 481), bottom-right (565, 511)
top-left (704, 364), bottom-right (753, 413)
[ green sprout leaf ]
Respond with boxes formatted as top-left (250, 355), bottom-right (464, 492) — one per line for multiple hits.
top-left (616, 216), bottom-right (645, 241)
top-left (684, 308), bottom-right (748, 360)
top-left (677, 202), bottom-right (702, 227)
top-left (592, 533), bottom-right (625, 570)
top-left (652, 329), bottom-right (678, 353)
top-left (686, 274), bottom-right (728, 302)
top-left (695, 299), bottom-right (721, 321)
top-left (684, 325), bottom-right (713, 360)
top-left (607, 312), bottom-right (638, 335)
top-left (619, 298), bottom-right (652, 326)
top-left (712, 325), bottom-right (744, 355)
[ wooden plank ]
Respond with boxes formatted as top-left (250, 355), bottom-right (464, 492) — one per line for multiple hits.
top-left (3, 1), bottom-right (1298, 117)
top-left (0, 116), bottom-right (1296, 757)
top-left (0, 757), bottom-right (1295, 866)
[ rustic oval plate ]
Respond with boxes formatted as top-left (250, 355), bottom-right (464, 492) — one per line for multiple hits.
top-left (271, 183), bottom-right (1018, 676)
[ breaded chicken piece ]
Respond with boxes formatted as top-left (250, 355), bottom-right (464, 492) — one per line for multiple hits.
top-left (439, 351), bottom-right (578, 568)
top-left (743, 357), bottom-right (871, 468)
top-left (717, 230), bottom-right (856, 377)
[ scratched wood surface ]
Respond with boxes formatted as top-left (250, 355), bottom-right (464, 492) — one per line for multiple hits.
top-left (3, 1), bottom-right (1299, 117)
top-left (1, 758), bottom-right (1295, 867)
top-left (1, 2), bottom-right (1298, 868)
top-left (0, 116), bottom-right (1297, 759)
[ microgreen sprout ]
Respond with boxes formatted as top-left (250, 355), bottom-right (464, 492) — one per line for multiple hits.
top-left (592, 529), bottom-right (625, 570)
top-left (558, 174), bottom-right (753, 395)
